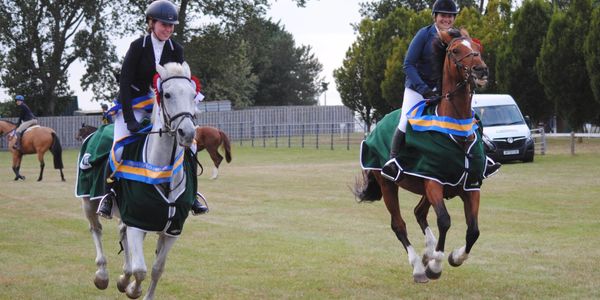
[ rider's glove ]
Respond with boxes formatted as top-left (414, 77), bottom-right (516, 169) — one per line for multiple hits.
top-left (126, 119), bottom-right (142, 133)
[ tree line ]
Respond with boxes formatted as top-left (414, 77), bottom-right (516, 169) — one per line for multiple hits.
top-left (0, 0), bottom-right (322, 117)
top-left (334, 0), bottom-right (600, 132)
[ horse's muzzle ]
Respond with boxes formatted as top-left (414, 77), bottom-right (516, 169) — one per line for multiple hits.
top-left (472, 65), bottom-right (489, 88)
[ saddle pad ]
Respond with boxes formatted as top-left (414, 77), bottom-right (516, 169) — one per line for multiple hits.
top-left (360, 107), bottom-right (486, 190)
top-left (75, 124), bottom-right (114, 200)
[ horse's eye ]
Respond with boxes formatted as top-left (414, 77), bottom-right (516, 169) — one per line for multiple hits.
top-left (452, 48), bottom-right (460, 54)
top-left (164, 93), bottom-right (171, 99)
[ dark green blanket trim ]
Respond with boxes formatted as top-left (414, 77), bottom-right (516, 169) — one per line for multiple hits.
top-left (361, 108), bottom-right (485, 189)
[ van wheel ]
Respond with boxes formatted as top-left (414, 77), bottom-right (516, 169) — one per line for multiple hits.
top-left (522, 153), bottom-right (534, 163)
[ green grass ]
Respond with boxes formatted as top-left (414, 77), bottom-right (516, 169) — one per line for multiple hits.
top-left (0, 138), bottom-right (599, 299)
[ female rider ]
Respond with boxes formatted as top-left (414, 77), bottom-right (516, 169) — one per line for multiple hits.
top-left (97, 0), bottom-right (207, 219)
top-left (381, 0), bottom-right (500, 181)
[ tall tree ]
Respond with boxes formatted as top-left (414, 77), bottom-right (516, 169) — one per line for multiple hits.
top-left (187, 25), bottom-right (258, 108)
top-left (0, 0), bottom-right (118, 115)
top-left (583, 5), bottom-right (600, 106)
top-left (496, 0), bottom-right (552, 124)
top-left (334, 40), bottom-right (373, 132)
top-left (239, 17), bottom-right (323, 106)
top-left (536, 0), bottom-right (598, 130)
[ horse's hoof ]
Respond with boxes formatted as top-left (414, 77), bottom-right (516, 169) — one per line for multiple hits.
top-left (126, 282), bottom-right (143, 299)
top-left (448, 253), bottom-right (463, 267)
top-left (117, 275), bottom-right (129, 293)
top-left (94, 271), bottom-right (109, 290)
top-left (425, 265), bottom-right (442, 280)
top-left (413, 273), bottom-right (429, 283)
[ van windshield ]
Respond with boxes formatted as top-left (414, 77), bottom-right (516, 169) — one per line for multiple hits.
top-left (474, 105), bottom-right (525, 127)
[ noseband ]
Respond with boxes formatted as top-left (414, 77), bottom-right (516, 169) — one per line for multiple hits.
top-left (158, 75), bottom-right (196, 135)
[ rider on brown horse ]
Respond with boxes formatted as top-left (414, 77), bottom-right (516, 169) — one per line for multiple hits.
top-left (13, 95), bottom-right (38, 152)
top-left (381, 0), bottom-right (500, 181)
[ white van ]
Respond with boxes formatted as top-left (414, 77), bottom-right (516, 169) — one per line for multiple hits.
top-left (472, 94), bottom-right (534, 162)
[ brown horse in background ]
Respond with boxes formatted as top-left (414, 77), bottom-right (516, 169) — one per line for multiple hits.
top-left (0, 120), bottom-right (65, 181)
top-left (75, 123), bottom-right (98, 142)
top-left (353, 29), bottom-right (489, 283)
top-left (195, 126), bottom-right (232, 179)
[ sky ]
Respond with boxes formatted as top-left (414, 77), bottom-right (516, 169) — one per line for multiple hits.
top-left (68, 0), bottom-right (366, 111)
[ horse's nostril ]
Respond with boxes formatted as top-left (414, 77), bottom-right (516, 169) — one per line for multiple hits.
top-left (178, 128), bottom-right (185, 137)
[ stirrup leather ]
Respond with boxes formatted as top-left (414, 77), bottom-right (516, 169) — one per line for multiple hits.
top-left (381, 158), bottom-right (403, 182)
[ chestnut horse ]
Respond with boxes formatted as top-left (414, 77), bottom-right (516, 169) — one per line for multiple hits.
top-left (195, 126), bottom-right (232, 179)
top-left (353, 29), bottom-right (489, 283)
top-left (0, 120), bottom-right (65, 181)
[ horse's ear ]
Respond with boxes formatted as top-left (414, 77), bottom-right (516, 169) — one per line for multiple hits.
top-left (182, 62), bottom-right (191, 78)
top-left (460, 28), bottom-right (470, 38)
top-left (438, 30), bottom-right (453, 44)
top-left (156, 64), bottom-right (167, 79)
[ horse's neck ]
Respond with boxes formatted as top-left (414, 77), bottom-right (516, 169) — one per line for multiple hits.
top-left (147, 125), bottom-right (179, 166)
top-left (0, 121), bottom-right (16, 133)
top-left (438, 76), bottom-right (473, 119)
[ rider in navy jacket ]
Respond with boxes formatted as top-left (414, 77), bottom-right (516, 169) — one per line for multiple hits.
top-left (14, 95), bottom-right (38, 151)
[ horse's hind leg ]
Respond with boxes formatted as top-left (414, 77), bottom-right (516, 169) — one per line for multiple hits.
top-left (82, 197), bottom-right (109, 290)
top-left (448, 192), bottom-right (480, 267)
top-left (37, 154), bottom-right (45, 181)
top-left (377, 175), bottom-right (427, 283)
top-left (12, 155), bottom-right (25, 180)
top-left (208, 147), bottom-right (223, 179)
top-left (144, 234), bottom-right (178, 300)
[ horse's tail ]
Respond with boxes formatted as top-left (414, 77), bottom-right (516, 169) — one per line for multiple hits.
top-left (351, 170), bottom-right (382, 202)
top-left (50, 132), bottom-right (64, 170)
top-left (219, 130), bottom-right (232, 163)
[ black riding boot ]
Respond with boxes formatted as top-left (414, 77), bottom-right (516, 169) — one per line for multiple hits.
top-left (97, 178), bottom-right (115, 219)
top-left (381, 128), bottom-right (405, 181)
top-left (191, 192), bottom-right (209, 215)
top-left (484, 160), bottom-right (501, 177)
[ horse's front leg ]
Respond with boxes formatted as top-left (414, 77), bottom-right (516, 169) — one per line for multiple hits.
top-left (377, 173), bottom-right (427, 283)
top-left (422, 181), bottom-right (450, 280)
top-left (117, 223), bottom-right (133, 294)
top-left (144, 234), bottom-right (178, 300)
top-left (81, 197), bottom-right (109, 289)
top-left (124, 227), bottom-right (147, 299)
top-left (449, 191), bottom-right (480, 267)
top-left (414, 196), bottom-right (439, 267)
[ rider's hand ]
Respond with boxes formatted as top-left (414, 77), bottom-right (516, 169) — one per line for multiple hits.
top-left (423, 89), bottom-right (440, 102)
top-left (126, 120), bottom-right (142, 133)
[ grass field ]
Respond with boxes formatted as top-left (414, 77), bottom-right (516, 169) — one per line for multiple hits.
top-left (0, 138), bottom-right (599, 299)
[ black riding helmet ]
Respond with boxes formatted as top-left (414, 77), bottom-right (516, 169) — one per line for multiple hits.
top-left (432, 0), bottom-right (458, 15)
top-left (146, 0), bottom-right (179, 25)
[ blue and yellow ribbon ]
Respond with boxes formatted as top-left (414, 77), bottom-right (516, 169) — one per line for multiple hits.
top-left (407, 101), bottom-right (478, 137)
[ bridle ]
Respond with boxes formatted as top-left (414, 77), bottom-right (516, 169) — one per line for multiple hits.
top-left (442, 36), bottom-right (482, 101)
top-left (157, 75), bottom-right (196, 136)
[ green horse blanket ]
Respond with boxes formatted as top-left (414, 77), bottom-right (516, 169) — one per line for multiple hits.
top-left (75, 124), bottom-right (196, 236)
top-left (360, 107), bottom-right (486, 191)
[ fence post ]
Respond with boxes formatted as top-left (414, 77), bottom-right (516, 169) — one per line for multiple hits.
top-left (251, 121), bottom-right (255, 147)
top-left (540, 127), bottom-right (545, 155)
top-left (330, 123), bottom-right (334, 150)
top-left (316, 123), bottom-right (319, 149)
top-left (570, 131), bottom-right (575, 155)
top-left (302, 124), bottom-right (305, 148)
top-left (263, 125), bottom-right (266, 148)
top-left (347, 122), bottom-right (351, 150)
top-left (288, 124), bottom-right (291, 148)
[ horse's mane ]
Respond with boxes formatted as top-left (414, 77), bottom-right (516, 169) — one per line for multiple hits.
top-left (162, 62), bottom-right (186, 77)
top-left (431, 28), bottom-right (464, 88)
